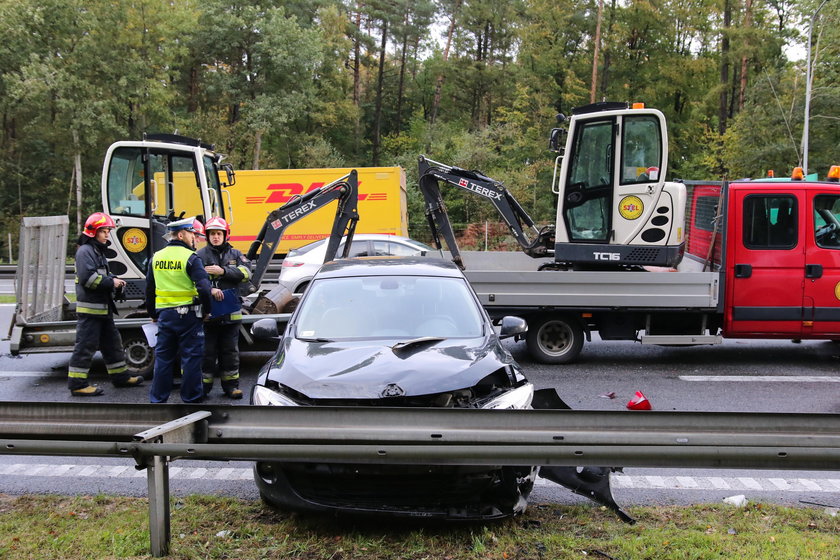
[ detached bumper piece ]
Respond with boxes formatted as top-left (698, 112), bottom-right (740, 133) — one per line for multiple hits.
top-left (539, 466), bottom-right (634, 524)
top-left (531, 388), bottom-right (634, 524)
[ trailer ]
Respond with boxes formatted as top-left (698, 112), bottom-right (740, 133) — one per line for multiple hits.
top-left (8, 215), bottom-right (288, 377)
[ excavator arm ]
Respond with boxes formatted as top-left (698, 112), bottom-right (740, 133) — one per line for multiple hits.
top-left (247, 170), bottom-right (359, 289)
top-left (418, 156), bottom-right (554, 269)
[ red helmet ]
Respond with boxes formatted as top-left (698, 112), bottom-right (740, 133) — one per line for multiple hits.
top-left (82, 212), bottom-right (116, 237)
top-left (204, 216), bottom-right (230, 236)
top-left (192, 218), bottom-right (206, 239)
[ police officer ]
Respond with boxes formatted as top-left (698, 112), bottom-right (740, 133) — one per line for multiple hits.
top-left (145, 217), bottom-right (212, 403)
top-left (68, 213), bottom-right (145, 396)
top-left (197, 217), bottom-right (252, 399)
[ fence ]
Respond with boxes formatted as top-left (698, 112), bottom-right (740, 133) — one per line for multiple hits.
top-left (2, 401), bottom-right (839, 556)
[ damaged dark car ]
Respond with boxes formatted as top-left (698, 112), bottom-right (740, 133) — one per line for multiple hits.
top-left (250, 257), bottom-right (628, 521)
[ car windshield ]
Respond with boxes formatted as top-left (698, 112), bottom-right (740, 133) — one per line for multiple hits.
top-left (295, 275), bottom-right (485, 339)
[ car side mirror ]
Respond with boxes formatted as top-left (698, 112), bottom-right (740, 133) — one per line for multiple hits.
top-left (549, 125), bottom-right (567, 153)
top-left (251, 317), bottom-right (280, 340)
top-left (499, 316), bottom-right (527, 339)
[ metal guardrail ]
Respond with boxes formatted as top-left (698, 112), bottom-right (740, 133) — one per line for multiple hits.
top-left (1, 402), bottom-right (839, 556)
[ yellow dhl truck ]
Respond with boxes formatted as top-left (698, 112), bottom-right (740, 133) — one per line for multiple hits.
top-left (225, 167), bottom-right (407, 256)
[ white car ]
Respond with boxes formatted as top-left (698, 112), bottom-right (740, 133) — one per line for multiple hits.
top-left (278, 234), bottom-right (438, 293)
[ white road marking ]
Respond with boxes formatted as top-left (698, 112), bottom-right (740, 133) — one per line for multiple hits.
top-left (680, 375), bottom-right (840, 382)
top-left (1, 463), bottom-right (838, 494)
top-left (0, 371), bottom-right (65, 379)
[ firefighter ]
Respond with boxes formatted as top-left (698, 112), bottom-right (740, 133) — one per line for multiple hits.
top-left (196, 217), bottom-right (252, 399)
top-left (68, 212), bottom-right (144, 396)
top-left (145, 217), bottom-right (212, 403)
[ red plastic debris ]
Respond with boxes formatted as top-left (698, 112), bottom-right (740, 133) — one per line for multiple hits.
top-left (626, 391), bottom-right (652, 410)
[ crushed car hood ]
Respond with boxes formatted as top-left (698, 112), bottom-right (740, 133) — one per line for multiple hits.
top-left (266, 335), bottom-right (514, 399)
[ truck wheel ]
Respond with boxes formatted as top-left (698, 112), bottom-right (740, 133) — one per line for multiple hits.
top-left (122, 332), bottom-right (155, 379)
top-left (526, 315), bottom-right (584, 364)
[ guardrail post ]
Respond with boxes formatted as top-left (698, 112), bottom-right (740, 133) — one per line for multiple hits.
top-left (133, 411), bottom-right (211, 557)
top-left (147, 455), bottom-right (171, 557)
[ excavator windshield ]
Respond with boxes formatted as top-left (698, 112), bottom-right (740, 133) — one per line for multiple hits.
top-left (564, 119), bottom-right (613, 242)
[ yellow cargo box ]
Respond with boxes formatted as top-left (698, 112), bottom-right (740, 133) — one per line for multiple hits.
top-left (224, 167), bottom-right (408, 256)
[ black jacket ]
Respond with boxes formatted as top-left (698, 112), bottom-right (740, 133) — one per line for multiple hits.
top-left (196, 241), bottom-right (253, 321)
top-left (74, 238), bottom-right (118, 315)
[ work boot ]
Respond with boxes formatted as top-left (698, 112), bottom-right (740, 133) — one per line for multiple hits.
top-left (113, 376), bottom-right (144, 388)
top-left (71, 385), bottom-right (104, 397)
top-left (224, 388), bottom-right (243, 400)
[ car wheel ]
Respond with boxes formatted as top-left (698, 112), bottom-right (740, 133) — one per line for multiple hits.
top-left (122, 331), bottom-right (155, 379)
top-left (295, 281), bottom-right (309, 294)
top-left (525, 315), bottom-right (583, 364)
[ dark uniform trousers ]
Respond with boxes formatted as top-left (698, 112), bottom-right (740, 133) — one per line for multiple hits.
top-left (67, 314), bottom-right (128, 390)
top-left (149, 307), bottom-right (205, 403)
top-left (202, 321), bottom-right (241, 393)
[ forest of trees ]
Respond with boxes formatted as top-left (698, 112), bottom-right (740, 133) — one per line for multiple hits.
top-left (0, 0), bottom-right (838, 249)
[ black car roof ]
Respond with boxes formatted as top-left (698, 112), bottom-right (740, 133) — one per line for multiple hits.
top-left (314, 257), bottom-right (464, 279)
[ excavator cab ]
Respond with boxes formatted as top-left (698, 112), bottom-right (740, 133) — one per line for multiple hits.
top-left (101, 134), bottom-right (231, 298)
top-left (552, 102), bottom-right (686, 268)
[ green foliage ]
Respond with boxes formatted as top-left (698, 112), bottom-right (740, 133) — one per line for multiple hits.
top-left (0, 0), bottom-right (836, 237)
top-left (0, 495), bottom-right (837, 559)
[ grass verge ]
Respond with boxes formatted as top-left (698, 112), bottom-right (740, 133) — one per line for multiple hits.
top-left (0, 494), bottom-right (836, 559)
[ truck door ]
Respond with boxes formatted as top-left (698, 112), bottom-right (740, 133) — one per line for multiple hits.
top-left (726, 189), bottom-right (804, 336)
top-left (802, 191), bottom-right (840, 337)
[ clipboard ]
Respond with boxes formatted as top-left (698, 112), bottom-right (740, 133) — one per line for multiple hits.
top-left (210, 288), bottom-right (240, 318)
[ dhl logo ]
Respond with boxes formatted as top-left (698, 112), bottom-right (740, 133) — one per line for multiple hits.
top-left (246, 182), bottom-right (387, 204)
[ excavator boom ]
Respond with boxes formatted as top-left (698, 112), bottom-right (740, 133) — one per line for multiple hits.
top-left (418, 156), bottom-right (554, 269)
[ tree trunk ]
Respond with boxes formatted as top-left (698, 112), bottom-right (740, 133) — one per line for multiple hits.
top-left (395, 11), bottom-right (410, 135)
top-left (372, 19), bottom-right (388, 166)
top-left (600, 0), bottom-right (617, 98)
top-left (738, 0), bottom-right (753, 111)
top-left (353, 4), bottom-right (363, 158)
top-left (187, 64), bottom-right (199, 113)
top-left (430, 0), bottom-right (461, 125)
top-left (72, 129), bottom-right (83, 236)
top-left (719, 0), bottom-right (731, 134)
top-left (353, 5), bottom-right (363, 105)
top-left (253, 130), bottom-right (262, 170)
top-left (590, 0), bottom-right (604, 103)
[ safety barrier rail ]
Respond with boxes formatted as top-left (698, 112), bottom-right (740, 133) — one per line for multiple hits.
top-left (1, 401), bottom-right (839, 556)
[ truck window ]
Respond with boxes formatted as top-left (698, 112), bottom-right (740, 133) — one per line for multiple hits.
top-left (620, 115), bottom-right (662, 184)
top-left (106, 147), bottom-right (147, 217)
top-left (203, 155), bottom-right (223, 219)
top-left (166, 154), bottom-right (203, 219)
top-left (564, 119), bottom-right (613, 243)
top-left (814, 195), bottom-right (840, 249)
top-left (742, 195), bottom-right (797, 249)
top-left (694, 196), bottom-right (720, 232)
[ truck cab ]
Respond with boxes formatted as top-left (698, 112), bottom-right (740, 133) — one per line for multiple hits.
top-left (723, 179), bottom-right (840, 339)
top-left (101, 134), bottom-right (233, 298)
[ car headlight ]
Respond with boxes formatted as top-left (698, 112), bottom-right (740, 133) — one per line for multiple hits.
top-left (481, 383), bottom-right (534, 410)
top-left (252, 385), bottom-right (300, 406)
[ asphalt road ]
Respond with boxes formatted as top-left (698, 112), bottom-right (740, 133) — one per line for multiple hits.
top-left (2, 300), bottom-right (839, 512)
